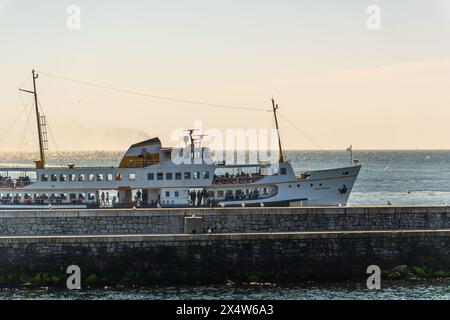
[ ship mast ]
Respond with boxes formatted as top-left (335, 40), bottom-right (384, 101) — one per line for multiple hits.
top-left (19, 70), bottom-right (47, 169)
top-left (271, 98), bottom-right (284, 163)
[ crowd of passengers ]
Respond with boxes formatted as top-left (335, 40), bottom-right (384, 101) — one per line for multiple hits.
top-left (187, 188), bottom-right (264, 206)
top-left (188, 189), bottom-right (210, 206)
top-left (224, 189), bottom-right (263, 201)
top-left (213, 172), bottom-right (261, 185)
top-left (0, 194), bottom-right (92, 205)
top-left (0, 175), bottom-right (32, 188)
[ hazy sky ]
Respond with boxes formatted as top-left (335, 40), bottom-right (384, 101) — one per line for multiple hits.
top-left (1, 0), bottom-right (450, 151)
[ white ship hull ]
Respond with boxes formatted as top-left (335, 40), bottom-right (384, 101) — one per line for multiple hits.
top-left (214, 165), bottom-right (360, 207)
top-left (0, 158), bottom-right (360, 208)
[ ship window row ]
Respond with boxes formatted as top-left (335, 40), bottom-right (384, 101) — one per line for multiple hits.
top-left (40, 173), bottom-right (134, 182)
top-left (1, 192), bottom-right (96, 205)
top-left (164, 191), bottom-right (180, 197)
top-left (213, 188), bottom-right (270, 198)
top-left (147, 171), bottom-right (210, 181)
top-left (40, 171), bottom-right (211, 183)
top-left (41, 171), bottom-right (210, 182)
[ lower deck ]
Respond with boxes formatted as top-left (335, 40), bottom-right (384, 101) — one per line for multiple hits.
top-left (0, 183), bottom-right (280, 208)
top-left (0, 165), bottom-right (361, 208)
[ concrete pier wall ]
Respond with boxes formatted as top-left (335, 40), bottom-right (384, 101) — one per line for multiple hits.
top-left (1, 206), bottom-right (450, 236)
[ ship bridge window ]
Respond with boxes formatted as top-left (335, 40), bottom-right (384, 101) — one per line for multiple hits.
top-left (175, 172), bottom-right (182, 180)
top-left (60, 174), bottom-right (66, 182)
top-left (184, 172), bottom-right (191, 179)
top-left (50, 174), bottom-right (58, 182)
top-left (97, 174), bottom-right (104, 181)
top-left (69, 174), bottom-right (76, 182)
top-left (147, 173), bottom-right (154, 180)
top-left (41, 174), bottom-right (48, 182)
top-left (175, 191), bottom-right (179, 197)
top-left (280, 168), bottom-right (287, 175)
top-left (166, 172), bottom-right (173, 180)
top-left (129, 173), bottom-right (136, 181)
top-left (88, 174), bottom-right (95, 181)
top-left (107, 174), bottom-right (113, 181)
top-left (115, 173), bottom-right (122, 181)
top-left (157, 173), bottom-right (163, 180)
top-left (203, 171), bottom-right (210, 179)
top-left (165, 191), bottom-right (170, 197)
top-left (193, 172), bottom-right (200, 179)
top-left (79, 174), bottom-right (85, 182)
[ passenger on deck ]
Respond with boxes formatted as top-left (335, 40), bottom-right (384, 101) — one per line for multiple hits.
top-left (190, 190), bottom-right (196, 206)
top-left (196, 190), bottom-right (202, 206)
top-left (202, 189), bottom-right (208, 205)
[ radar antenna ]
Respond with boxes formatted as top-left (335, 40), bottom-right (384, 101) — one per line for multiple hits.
top-left (184, 129), bottom-right (199, 158)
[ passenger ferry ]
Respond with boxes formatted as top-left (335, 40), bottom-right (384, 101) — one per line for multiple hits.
top-left (0, 70), bottom-right (361, 209)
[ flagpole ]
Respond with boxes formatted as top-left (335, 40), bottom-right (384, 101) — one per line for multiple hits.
top-left (347, 145), bottom-right (353, 166)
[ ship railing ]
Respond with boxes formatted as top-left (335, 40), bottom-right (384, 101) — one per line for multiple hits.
top-left (0, 178), bottom-right (36, 189)
top-left (212, 173), bottom-right (265, 185)
top-left (222, 191), bottom-right (277, 202)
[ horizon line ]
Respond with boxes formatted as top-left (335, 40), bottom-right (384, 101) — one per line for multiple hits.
top-left (1, 148), bottom-right (450, 153)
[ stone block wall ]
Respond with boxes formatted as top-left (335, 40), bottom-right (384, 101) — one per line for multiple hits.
top-left (0, 206), bottom-right (449, 236)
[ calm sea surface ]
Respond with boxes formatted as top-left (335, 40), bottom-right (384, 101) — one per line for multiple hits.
top-left (2, 280), bottom-right (450, 300)
top-left (0, 150), bottom-right (450, 299)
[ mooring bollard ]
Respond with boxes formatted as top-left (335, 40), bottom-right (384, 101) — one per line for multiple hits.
top-left (185, 215), bottom-right (204, 234)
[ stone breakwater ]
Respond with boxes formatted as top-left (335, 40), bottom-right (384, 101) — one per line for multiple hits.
top-left (1, 206), bottom-right (450, 236)
top-left (1, 206), bottom-right (450, 286)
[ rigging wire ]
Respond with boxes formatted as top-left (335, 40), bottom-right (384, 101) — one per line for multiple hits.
top-left (36, 70), bottom-right (271, 113)
top-left (17, 101), bottom-right (36, 154)
top-left (15, 70), bottom-right (325, 153)
top-left (19, 72), bottom-right (32, 90)
top-left (19, 91), bottom-right (37, 144)
top-left (0, 91), bottom-right (35, 146)
top-left (278, 112), bottom-right (324, 150)
top-left (17, 91), bottom-right (38, 156)
top-left (0, 108), bottom-right (27, 146)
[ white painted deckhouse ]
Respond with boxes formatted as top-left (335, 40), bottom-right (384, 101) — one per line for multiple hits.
top-left (0, 70), bottom-right (361, 209)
